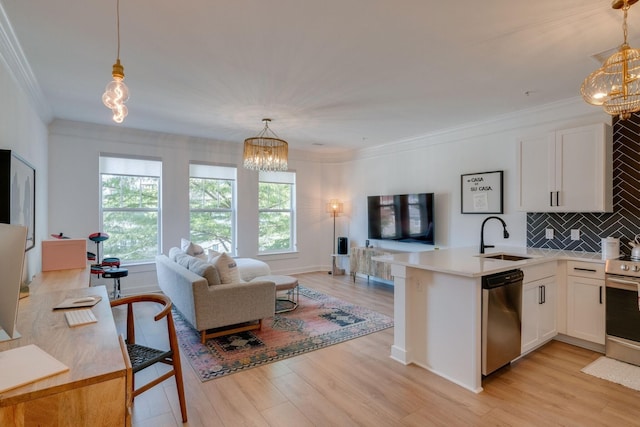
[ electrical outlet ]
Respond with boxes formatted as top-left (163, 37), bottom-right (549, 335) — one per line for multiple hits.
top-left (571, 229), bottom-right (580, 241)
top-left (545, 229), bottom-right (554, 239)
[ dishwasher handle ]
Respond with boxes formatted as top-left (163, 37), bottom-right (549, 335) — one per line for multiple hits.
top-left (482, 269), bottom-right (524, 289)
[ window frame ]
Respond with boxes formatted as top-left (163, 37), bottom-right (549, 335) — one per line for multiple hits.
top-left (99, 155), bottom-right (162, 265)
top-left (258, 170), bottom-right (296, 254)
top-left (188, 163), bottom-right (237, 256)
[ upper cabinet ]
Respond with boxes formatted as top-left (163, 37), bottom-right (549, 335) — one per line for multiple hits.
top-left (517, 123), bottom-right (613, 213)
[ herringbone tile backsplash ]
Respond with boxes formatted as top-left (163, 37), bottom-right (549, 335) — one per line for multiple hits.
top-left (527, 115), bottom-right (640, 255)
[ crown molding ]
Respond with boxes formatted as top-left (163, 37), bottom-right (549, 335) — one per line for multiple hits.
top-left (0, 3), bottom-right (52, 122)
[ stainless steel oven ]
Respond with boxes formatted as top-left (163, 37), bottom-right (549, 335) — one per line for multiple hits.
top-left (605, 257), bottom-right (640, 366)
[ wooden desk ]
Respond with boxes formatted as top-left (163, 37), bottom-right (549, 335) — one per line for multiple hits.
top-left (0, 268), bottom-right (128, 426)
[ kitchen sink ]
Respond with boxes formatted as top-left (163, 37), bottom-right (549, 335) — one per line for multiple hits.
top-left (481, 254), bottom-right (531, 261)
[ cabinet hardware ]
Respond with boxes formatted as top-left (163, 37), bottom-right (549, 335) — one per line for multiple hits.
top-left (574, 267), bottom-right (597, 273)
top-left (599, 286), bottom-right (603, 304)
top-left (555, 191), bottom-right (559, 207)
top-left (549, 192), bottom-right (553, 207)
top-left (542, 285), bottom-right (546, 304)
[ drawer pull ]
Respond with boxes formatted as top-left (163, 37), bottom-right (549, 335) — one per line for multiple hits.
top-left (573, 267), bottom-right (597, 273)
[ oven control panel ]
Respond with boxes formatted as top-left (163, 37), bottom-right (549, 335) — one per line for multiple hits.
top-left (606, 258), bottom-right (640, 278)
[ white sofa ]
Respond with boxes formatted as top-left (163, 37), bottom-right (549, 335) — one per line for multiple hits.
top-left (155, 251), bottom-right (275, 343)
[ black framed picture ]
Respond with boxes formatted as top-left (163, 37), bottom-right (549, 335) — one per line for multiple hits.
top-left (461, 170), bottom-right (503, 214)
top-left (0, 149), bottom-right (36, 251)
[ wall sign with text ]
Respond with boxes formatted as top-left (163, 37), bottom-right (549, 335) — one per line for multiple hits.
top-left (461, 170), bottom-right (503, 214)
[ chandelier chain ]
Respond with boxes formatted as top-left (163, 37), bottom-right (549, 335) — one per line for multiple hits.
top-left (623, 0), bottom-right (629, 45)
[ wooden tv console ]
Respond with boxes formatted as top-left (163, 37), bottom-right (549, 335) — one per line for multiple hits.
top-left (0, 267), bottom-right (129, 426)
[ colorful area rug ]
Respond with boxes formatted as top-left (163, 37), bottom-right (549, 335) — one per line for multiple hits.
top-left (173, 286), bottom-right (394, 381)
top-left (581, 356), bottom-right (640, 391)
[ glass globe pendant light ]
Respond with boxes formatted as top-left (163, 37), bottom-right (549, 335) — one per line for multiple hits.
top-left (102, 0), bottom-right (129, 123)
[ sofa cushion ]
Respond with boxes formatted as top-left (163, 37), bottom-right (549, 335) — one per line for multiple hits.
top-left (188, 257), bottom-right (221, 286)
top-left (207, 249), bottom-right (221, 262)
top-left (210, 252), bottom-right (240, 284)
top-left (175, 253), bottom-right (192, 269)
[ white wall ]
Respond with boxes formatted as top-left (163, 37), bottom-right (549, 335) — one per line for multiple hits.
top-left (0, 61), bottom-right (49, 282)
top-left (342, 99), bottom-right (611, 254)
top-left (48, 120), bottom-right (335, 293)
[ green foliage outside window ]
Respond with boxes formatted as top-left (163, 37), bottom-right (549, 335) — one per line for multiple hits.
top-left (189, 178), bottom-right (234, 253)
top-left (258, 182), bottom-right (293, 252)
top-left (101, 174), bottom-right (160, 263)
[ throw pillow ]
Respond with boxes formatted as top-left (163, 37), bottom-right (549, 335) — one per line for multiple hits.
top-left (181, 238), bottom-right (205, 258)
top-left (168, 247), bottom-right (184, 262)
top-left (211, 252), bottom-right (240, 284)
top-left (207, 249), bottom-right (221, 262)
top-left (188, 258), bottom-right (221, 286)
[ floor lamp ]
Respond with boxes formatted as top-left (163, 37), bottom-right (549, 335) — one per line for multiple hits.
top-left (327, 199), bottom-right (343, 274)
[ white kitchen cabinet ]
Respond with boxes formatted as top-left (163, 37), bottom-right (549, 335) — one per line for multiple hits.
top-left (521, 262), bottom-right (557, 354)
top-left (517, 123), bottom-right (612, 212)
top-left (522, 277), bottom-right (557, 354)
top-left (566, 262), bottom-right (605, 345)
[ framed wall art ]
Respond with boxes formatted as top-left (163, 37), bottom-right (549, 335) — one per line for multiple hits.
top-left (0, 150), bottom-right (36, 251)
top-left (461, 170), bottom-right (503, 214)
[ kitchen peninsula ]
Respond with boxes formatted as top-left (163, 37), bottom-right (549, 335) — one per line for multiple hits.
top-left (375, 246), bottom-right (603, 393)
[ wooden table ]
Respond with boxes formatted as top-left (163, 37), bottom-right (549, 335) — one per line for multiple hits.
top-left (0, 268), bottom-right (129, 426)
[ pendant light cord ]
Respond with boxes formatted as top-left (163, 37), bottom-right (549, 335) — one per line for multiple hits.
top-left (116, 0), bottom-right (121, 61)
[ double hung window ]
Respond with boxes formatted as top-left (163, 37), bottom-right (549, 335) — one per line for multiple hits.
top-left (189, 164), bottom-right (236, 255)
top-left (258, 171), bottom-right (296, 253)
top-left (99, 156), bottom-right (162, 263)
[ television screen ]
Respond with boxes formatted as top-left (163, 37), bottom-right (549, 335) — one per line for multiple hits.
top-left (367, 193), bottom-right (434, 244)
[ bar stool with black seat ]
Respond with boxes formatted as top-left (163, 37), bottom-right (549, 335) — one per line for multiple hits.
top-left (102, 267), bottom-right (128, 299)
top-left (111, 293), bottom-right (188, 423)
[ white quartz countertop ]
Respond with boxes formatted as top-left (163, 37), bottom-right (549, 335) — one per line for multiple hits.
top-left (372, 246), bottom-right (604, 278)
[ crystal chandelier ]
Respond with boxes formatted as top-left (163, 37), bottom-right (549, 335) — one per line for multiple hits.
top-left (243, 119), bottom-right (289, 171)
top-left (581, 0), bottom-right (640, 120)
top-left (102, 0), bottom-right (130, 124)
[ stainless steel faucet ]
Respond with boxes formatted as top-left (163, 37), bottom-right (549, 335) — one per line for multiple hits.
top-left (480, 216), bottom-right (509, 254)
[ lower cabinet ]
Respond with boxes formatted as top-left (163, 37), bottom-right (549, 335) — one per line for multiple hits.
top-left (522, 277), bottom-right (557, 354)
top-left (567, 275), bottom-right (605, 345)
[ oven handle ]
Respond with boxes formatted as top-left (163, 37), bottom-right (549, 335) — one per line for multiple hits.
top-left (608, 336), bottom-right (640, 351)
top-left (606, 276), bottom-right (640, 291)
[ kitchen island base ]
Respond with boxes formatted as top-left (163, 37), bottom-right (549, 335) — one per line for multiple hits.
top-left (390, 264), bottom-right (484, 393)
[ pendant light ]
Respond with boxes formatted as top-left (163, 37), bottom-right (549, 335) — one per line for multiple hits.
top-left (102, 0), bottom-right (130, 124)
top-left (243, 119), bottom-right (289, 171)
top-left (581, 0), bottom-right (640, 120)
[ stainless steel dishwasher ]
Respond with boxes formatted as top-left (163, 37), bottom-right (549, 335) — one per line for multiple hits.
top-left (482, 269), bottom-right (523, 376)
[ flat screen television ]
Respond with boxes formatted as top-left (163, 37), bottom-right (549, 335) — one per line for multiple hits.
top-left (367, 193), bottom-right (434, 244)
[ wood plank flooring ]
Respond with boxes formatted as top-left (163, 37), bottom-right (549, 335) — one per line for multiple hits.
top-left (115, 272), bottom-right (640, 426)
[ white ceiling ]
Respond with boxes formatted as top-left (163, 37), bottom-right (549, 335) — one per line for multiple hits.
top-left (0, 0), bottom-right (633, 153)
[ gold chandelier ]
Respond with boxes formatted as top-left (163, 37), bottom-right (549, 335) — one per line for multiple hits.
top-left (101, 0), bottom-right (130, 123)
top-left (581, 0), bottom-right (640, 120)
top-left (243, 119), bottom-right (289, 171)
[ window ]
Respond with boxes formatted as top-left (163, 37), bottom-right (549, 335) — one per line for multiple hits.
top-left (258, 170), bottom-right (296, 253)
top-left (189, 163), bottom-right (236, 254)
top-left (99, 156), bottom-right (162, 264)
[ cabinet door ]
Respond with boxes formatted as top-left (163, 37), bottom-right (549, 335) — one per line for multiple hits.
top-left (538, 280), bottom-right (557, 342)
top-left (555, 123), bottom-right (612, 212)
top-left (517, 135), bottom-right (553, 212)
top-left (521, 278), bottom-right (557, 354)
top-left (567, 276), bottom-right (605, 344)
top-left (521, 281), bottom-right (541, 353)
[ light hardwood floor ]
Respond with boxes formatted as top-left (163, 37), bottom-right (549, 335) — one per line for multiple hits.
top-left (116, 272), bottom-right (640, 426)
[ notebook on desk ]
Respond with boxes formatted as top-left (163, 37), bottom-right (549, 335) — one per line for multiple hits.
top-left (53, 295), bottom-right (102, 310)
top-left (0, 344), bottom-right (69, 393)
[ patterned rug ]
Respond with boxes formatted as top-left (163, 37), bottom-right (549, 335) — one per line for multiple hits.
top-left (173, 286), bottom-right (394, 381)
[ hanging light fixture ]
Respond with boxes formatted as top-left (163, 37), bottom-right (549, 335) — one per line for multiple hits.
top-left (102, 0), bottom-right (130, 124)
top-left (581, 0), bottom-right (640, 120)
top-left (243, 118), bottom-right (289, 171)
